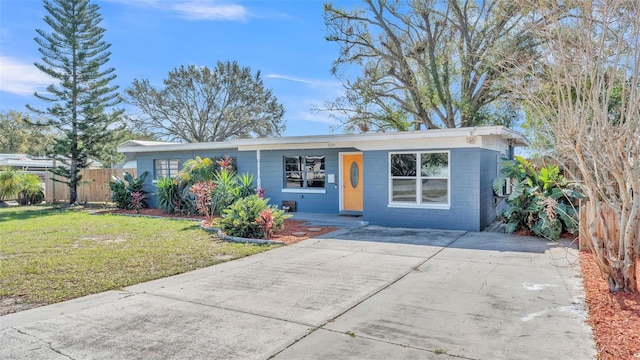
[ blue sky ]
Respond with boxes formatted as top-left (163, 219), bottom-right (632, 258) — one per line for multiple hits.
top-left (0, 0), bottom-right (355, 137)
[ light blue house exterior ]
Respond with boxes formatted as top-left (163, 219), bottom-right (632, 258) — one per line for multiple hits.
top-left (118, 126), bottom-right (527, 231)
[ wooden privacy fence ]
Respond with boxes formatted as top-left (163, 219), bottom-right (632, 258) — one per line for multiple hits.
top-left (45, 168), bottom-right (137, 204)
top-left (579, 201), bottom-right (640, 251)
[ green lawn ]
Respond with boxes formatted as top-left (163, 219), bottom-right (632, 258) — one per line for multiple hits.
top-left (0, 205), bottom-right (274, 315)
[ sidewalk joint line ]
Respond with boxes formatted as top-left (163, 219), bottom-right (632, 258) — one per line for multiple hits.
top-left (267, 231), bottom-right (468, 359)
top-left (129, 291), bottom-right (316, 328)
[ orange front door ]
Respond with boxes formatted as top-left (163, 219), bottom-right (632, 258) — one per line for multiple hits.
top-left (342, 153), bottom-right (363, 212)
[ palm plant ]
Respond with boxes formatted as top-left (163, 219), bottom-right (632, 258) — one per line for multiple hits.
top-left (17, 173), bottom-right (44, 205)
top-left (0, 167), bottom-right (22, 203)
top-left (175, 156), bottom-right (217, 183)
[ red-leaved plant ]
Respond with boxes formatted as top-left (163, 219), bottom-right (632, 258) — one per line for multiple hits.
top-left (129, 191), bottom-right (145, 214)
top-left (216, 156), bottom-right (233, 172)
top-left (191, 180), bottom-right (216, 227)
top-left (256, 208), bottom-right (275, 239)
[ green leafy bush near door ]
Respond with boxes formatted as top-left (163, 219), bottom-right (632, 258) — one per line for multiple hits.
top-left (216, 195), bottom-right (290, 239)
top-left (493, 156), bottom-right (582, 240)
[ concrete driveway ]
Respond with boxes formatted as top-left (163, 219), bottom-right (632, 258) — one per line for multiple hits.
top-left (1, 227), bottom-right (595, 359)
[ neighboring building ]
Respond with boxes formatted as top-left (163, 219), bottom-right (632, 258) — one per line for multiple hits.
top-left (0, 154), bottom-right (103, 180)
top-left (117, 126), bottom-right (527, 231)
top-left (0, 154), bottom-right (56, 181)
top-left (113, 140), bottom-right (178, 169)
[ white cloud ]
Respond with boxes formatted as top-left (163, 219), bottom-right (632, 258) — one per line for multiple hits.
top-left (173, 1), bottom-right (248, 21)
top-left (0, 56), bottom-right (52, 96)
top-left (103, 0), bottom-right (248, 22)
top-left (102, 0), bottom-right (158, 5)
top-left (268, 73), bottom-right (342, 89)
top-left (267, 74), bottom-right (314, 84)
top-left (294, 111), bottom-right (340, 126)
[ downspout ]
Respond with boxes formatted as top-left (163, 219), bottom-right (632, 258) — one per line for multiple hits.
top-left (256, 149), bottom-right (261, 189)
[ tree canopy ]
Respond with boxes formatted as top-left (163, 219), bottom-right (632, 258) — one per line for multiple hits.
top-left (126, 62), bottom-right (286, 143)
top-left (321, 0), bottom-right (541, 132)
top-left (27, 0), bottom-right (123, 205)
top-left (0, 111), bottom-right (58, 155)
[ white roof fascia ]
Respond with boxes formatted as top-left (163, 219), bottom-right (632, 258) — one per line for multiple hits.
top-left (117, 140), bottom-right (181, 148)
top-left (118, 140), bottom-right (242, 154)
top-left (117, 126), bottom-right (528, 154)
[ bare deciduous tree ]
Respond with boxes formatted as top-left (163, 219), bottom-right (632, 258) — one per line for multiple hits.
top-left (517, 0), bottom-right (639, 292)
top-left (321, 0), bottom-right (541, 132)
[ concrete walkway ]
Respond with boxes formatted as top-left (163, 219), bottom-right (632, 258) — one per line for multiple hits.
top-left (1, 227), bottom-right (595, 359)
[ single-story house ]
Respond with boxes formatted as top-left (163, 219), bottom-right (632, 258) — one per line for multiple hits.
top-left (0, 154), bottom-right (103, 181)
top-left (117, 126), bottom-right (527, 231)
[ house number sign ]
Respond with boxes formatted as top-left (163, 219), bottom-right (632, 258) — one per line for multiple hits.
top-left (350, 162), bottom-right (359, 188)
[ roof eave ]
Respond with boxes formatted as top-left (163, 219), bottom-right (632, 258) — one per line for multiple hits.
top-left (117, 126), bottom-right (528, 153)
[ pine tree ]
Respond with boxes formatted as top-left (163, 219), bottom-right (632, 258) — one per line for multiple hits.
top-left (28, 0), bottom-right (123, 205)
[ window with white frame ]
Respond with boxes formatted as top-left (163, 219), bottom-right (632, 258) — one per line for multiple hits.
top-left (389, 151), bottom-right (449, 206)
top-left (284, 156), bottom-right (325, 188)
top-left (154, 159), bottom-right (180, 179)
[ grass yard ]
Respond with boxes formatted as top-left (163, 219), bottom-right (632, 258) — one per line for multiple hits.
top-left (0, 205), bottom-right (274, 315)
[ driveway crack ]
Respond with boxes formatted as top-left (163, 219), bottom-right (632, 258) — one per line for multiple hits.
top-left (267, 231), bottom-right (468, 359)
top-left (321, 327), bottom-right (480, 360)
top-left (14, 327), bottom-right (75, 360)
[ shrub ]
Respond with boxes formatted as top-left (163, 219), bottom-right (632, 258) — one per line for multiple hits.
top-left (17, 173), bottom-right (44, 205)
top-left (256, 208), bottom-right (277, 239)
top-left (191, 180), bottom-right (216, 226)
top-left (236, 173), bottom-right (256, 199)
top-left (217, 195), bottom-right (289, 239)
top-left (154, 177), bottom-right (194, 214)
top-left (493, 156), bottom-right (582, 240)
top-left (158, 156), bottom-right (256, 216)
top-left (129, 191), bottom-right (145, 214)
top-left (154, 177), bottom-right (178, 213)
top-left (211, 169), bottom-right (240, 215)
top-left (108, 171), bottom-right (149, 209)
top-left (174, 156), bottom-right (217, 184)
top-left (0, 167), bottom-right (22, 202)
top-left (0, 168), bottom-right (44, 205)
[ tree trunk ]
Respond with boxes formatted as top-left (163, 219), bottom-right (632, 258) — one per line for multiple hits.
top-left (588, 201), bottom-right (638, 292)
top-left (606, 258), bottom-right (637, 293)
top-left (69, 159), bottom-right (77, 205)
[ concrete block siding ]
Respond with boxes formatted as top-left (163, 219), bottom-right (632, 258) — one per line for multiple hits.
top-left (137, 147), bottom-right (501, 231)
top-left (363, 148), bottom-right (500, 231)
top-left (479, 150), bottom-right (500, 229)
top-left (258, 148), bottom-right (356, 213)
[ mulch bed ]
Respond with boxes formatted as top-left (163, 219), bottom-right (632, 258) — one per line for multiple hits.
top-left (98, 208), bottom-right (337, 245)
top-left (579, 251), bottom-right (640, 359)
